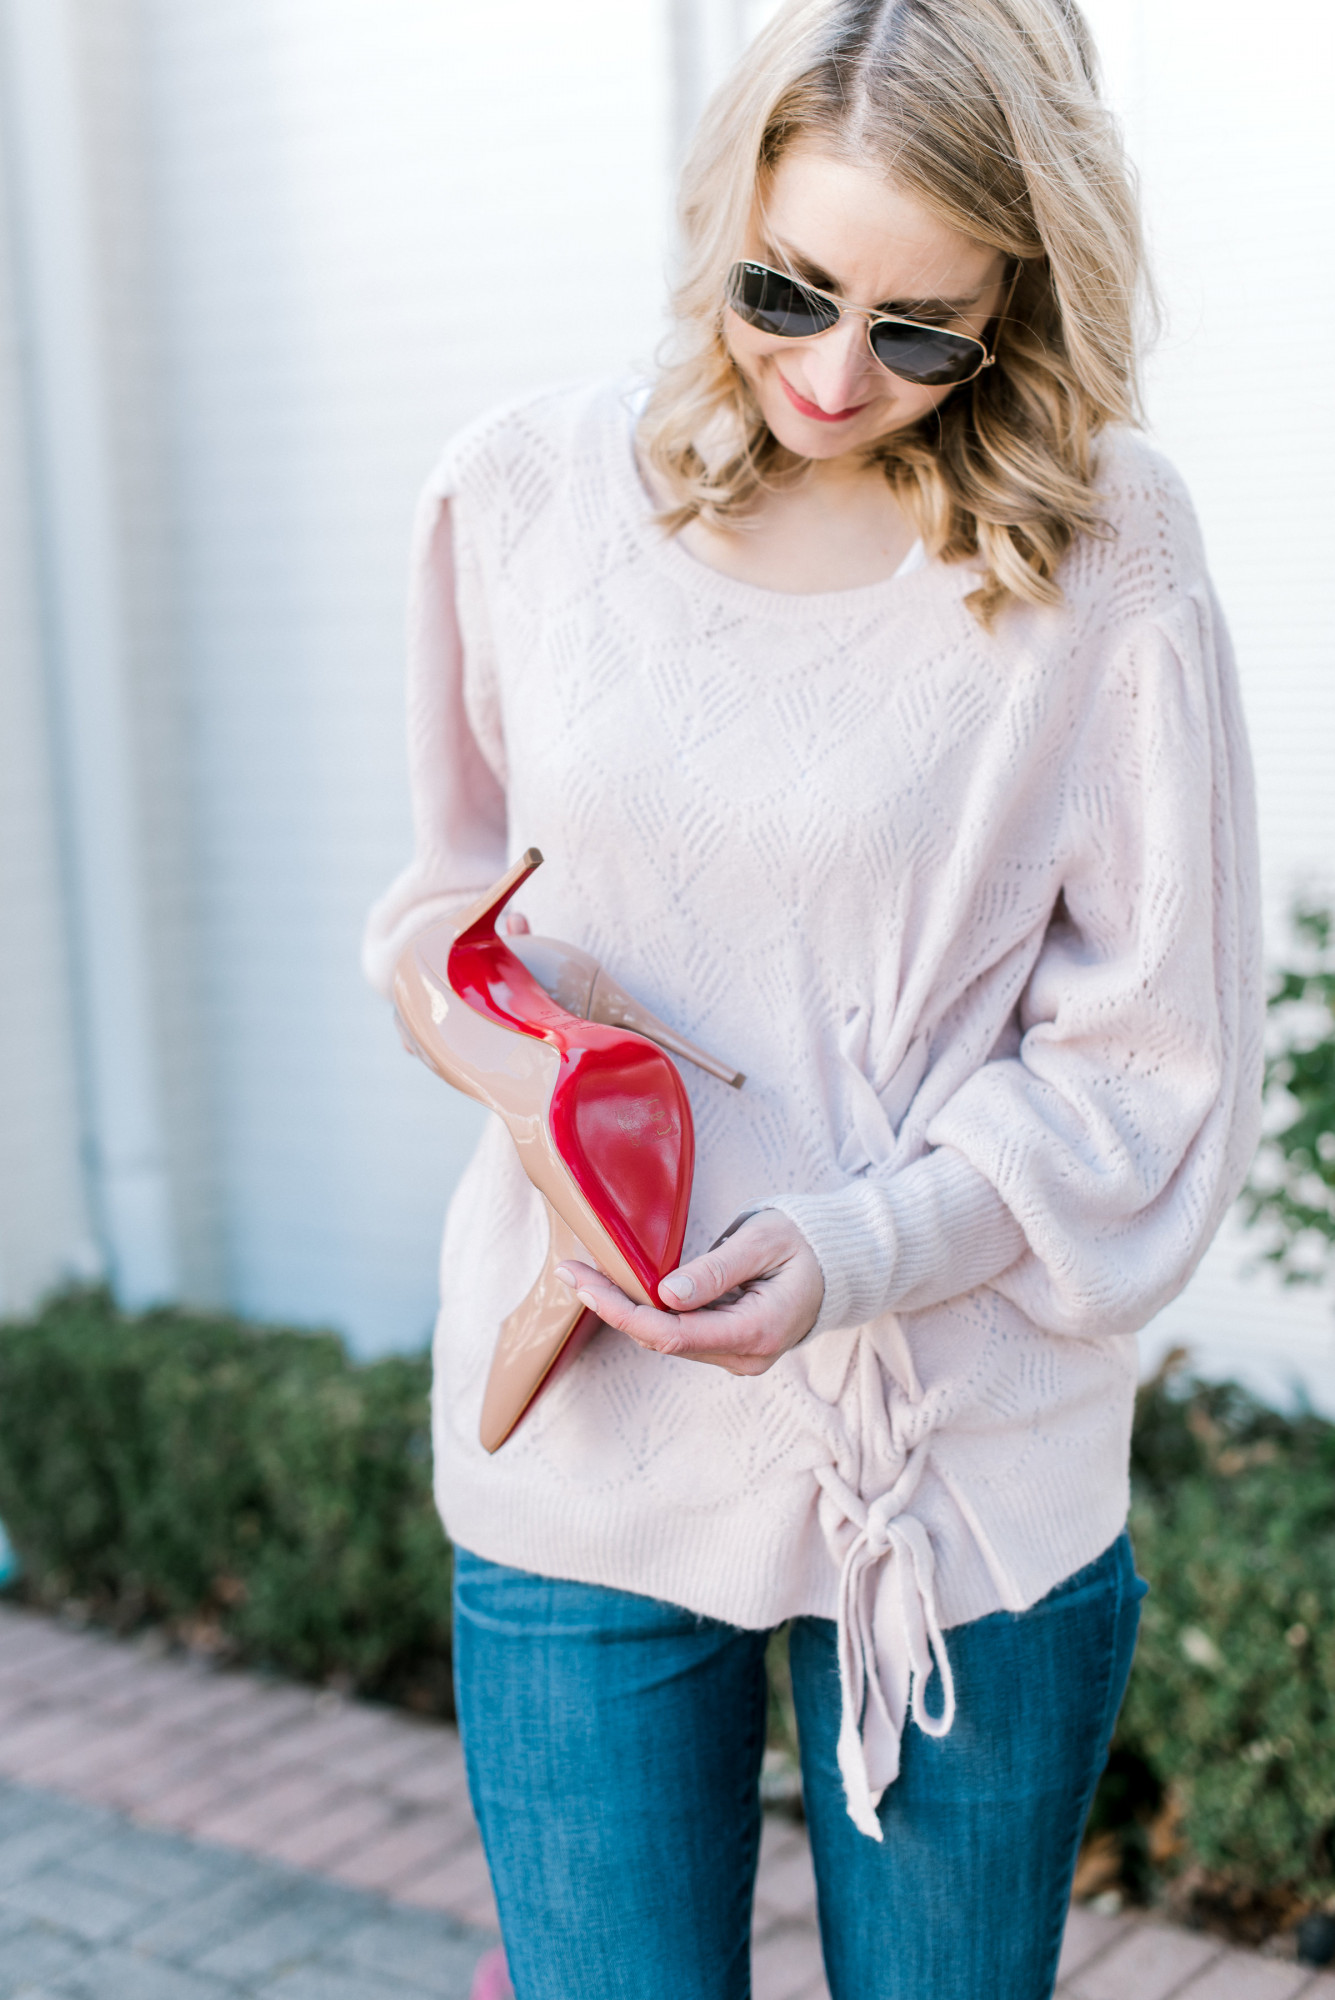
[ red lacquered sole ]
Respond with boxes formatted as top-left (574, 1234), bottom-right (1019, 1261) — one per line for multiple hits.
top-left (448, 874), bottom-right (693, 1298)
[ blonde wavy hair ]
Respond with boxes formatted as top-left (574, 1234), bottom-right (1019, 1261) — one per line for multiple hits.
top-left (640, 0), bottom-right (1155, 621)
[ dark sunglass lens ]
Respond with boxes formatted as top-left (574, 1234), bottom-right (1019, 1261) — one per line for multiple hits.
top-left (868, 320), bottom-right (981, 386)
top-left (728, 263), bottom-right (837, 339)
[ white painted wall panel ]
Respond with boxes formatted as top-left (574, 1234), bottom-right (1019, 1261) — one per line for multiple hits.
top-left (1080, 0), bottom-right (1335, 1406)
top-left (6, 0), bottom-right (1330, 1389)
top-left (142, 0), bottom-right (672, 1349)
top-left (0, 110), bottom-right (98, 1314)
top-left (1, 0), bottom-right (181, 1308)
top-left (74, 0), bottom-right (224, 1304)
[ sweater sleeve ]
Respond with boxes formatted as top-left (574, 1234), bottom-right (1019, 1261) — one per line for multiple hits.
top-left (361, 470), bottom-right (509, 997)
top-left (764, 586), bottom-right (1264, 1339)
top-left (764, 1149), bottom-right (1027, 1333)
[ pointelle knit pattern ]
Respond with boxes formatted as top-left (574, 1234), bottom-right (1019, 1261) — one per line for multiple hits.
top-left (363, 379), bottom-right (1264, 1837)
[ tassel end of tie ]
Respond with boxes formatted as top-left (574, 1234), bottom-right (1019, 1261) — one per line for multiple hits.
top-left (837, 1715), bottom-right (887, 1842)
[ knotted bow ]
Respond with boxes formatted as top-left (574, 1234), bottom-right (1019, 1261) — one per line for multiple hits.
top-left (815, 1445), bottom-right (957, 1841)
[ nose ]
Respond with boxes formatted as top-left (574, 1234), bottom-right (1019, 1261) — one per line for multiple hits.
top-left (798, 310), bottom-right (877, 412)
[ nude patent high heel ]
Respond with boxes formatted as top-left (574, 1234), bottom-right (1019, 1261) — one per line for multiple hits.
top-left (508, 935), bottom-right (745, 1091)
top-left (476, 937), bottom-right (742, 1447)
top-left (393, 851), bottom-right (741, 1451)
top-left (482, 1196), bottom-right (602, 1450)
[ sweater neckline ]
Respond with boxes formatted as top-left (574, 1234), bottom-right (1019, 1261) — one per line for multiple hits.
top-left (609, 386), bottom-right (933, 622)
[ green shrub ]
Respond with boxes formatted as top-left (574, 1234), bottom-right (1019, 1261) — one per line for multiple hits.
top-left (1242, 900), bottom-right (1335, 1290)
top-left (0, 1290), bottom-right (452, 1710)
top-left (1085, 896), bottom-right (1335, 1924)
top-left (1109, 1366), bottom-right (1335, 1904)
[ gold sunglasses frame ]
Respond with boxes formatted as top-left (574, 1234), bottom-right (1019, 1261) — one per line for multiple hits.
top-left (726, 258), bottom-right (1022, 388)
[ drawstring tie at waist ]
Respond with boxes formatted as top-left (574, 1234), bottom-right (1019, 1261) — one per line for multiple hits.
top-left (815, 1445), bottom-right (956, 1841)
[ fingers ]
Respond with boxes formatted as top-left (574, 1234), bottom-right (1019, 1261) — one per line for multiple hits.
top-left (502, 910), bottom-right (531, 935)
top-left (554, 1221), bottom-right (823, 1379)
top-left (657, 1210), bottom-right (797, 1309)
top-left (554, 1261), bottom-right (685, 1349)
top-left (565, 1264), bottom-right (773, 1376)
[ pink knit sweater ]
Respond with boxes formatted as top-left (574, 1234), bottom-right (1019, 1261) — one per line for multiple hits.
top-left (363, 380), bottom-right (1263, 1835)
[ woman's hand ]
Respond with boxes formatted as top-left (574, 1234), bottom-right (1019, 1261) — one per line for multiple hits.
top-left (556, 1211), bottom-right (824, 1377)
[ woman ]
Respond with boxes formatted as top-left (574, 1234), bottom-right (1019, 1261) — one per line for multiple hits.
top-left (363, 0), bottom-right (1263, 1993)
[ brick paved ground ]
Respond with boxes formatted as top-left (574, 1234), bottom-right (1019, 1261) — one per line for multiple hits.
top-left (0, 1779), bottom-right (490, 1998)
top-left (1, 1601), bottom-right (1333, 2000)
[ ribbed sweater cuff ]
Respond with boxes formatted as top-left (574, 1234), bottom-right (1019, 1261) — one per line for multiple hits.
top-left (754, 1148), bottom-right (1027, 1334)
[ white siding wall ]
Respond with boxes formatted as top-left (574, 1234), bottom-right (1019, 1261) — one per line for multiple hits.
top-left (77, 0), bottom-right (226, 1307)
top-left (0, 103), bottom-right (97, 1316)
top-left (2, 0), bottom-right (1332, 1389)
top-left (141, 0), bottom-right (673, 1349)
top-left (1081, 0), bottom-right (1335, 1406)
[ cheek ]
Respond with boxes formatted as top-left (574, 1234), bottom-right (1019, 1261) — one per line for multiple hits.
top-left (722, 311), bottom-right (780, 384)
top-left (864, 377), bottom-right (954, 439)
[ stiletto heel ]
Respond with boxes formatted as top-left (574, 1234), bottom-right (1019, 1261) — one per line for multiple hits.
top-left (480, 1197), bottom-right (601, 1453)
top-left (508, 935), bottom-right (745, 1089)
top-left (394, 850), bottom-right (712, 1449)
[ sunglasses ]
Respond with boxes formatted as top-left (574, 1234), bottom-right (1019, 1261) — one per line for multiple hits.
top-left (725, 259), bottom-right (1015, 388)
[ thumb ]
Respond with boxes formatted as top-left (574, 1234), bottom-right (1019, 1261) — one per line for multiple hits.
top-left (658, 1212), bottom-right (774, 1308)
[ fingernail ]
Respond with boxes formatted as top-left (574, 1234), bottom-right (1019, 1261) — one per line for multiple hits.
top-left (554, 1265), bottom-right (574, 1286)
top-left (576, 1291), bottom-right (599, 1312)
top-left (659, 1271), bottom-right (694, 1304)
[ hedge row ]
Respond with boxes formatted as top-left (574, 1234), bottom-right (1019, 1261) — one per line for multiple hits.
top-left (0, 1290), bottom-right (452, 1713)
top-left (1115, 1363), bottom-right (1335, 1918)
top-left (1, 1290), bottom-right (1334, 1919)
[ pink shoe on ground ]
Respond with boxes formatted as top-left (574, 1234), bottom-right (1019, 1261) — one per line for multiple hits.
top-left (470, 1944), bottom-right (515, 2000)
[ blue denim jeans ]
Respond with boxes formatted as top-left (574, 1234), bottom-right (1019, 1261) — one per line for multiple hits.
top-left (452, 1532), bottom-right (1144, 2000)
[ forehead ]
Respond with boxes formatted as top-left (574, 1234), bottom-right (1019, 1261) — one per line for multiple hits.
top-left (757, 145), bottom-right (1001, 302)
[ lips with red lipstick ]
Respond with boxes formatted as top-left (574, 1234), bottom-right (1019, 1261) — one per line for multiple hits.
top-left (777, 372), bottom-right (869, 423)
